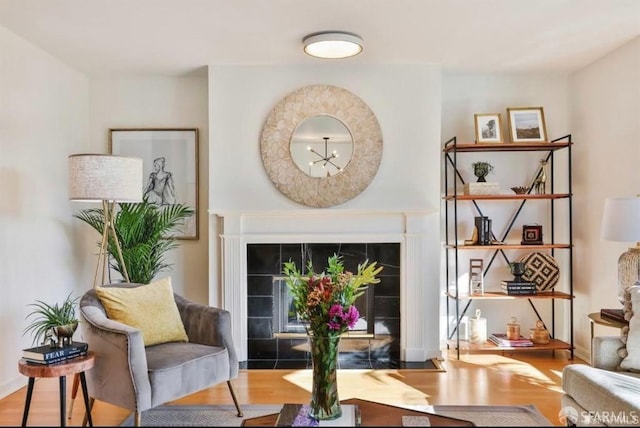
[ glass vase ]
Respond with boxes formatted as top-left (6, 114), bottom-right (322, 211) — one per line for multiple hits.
top-left (308, 335), bottom-right (342, 420)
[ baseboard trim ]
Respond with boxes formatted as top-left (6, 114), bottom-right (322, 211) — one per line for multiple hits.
top-left (0, 374), bottom-right (26, 401)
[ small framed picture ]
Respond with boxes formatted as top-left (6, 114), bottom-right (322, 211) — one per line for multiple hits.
top-left (521, 225), bottom-right (543, 245)
top-left (474, 113), bottom-right (504, 143)
top-left (506, 107), bottom-right (547, 143)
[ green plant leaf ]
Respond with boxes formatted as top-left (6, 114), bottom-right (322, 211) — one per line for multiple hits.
top-left (74, 197), bottom-right (194, 284)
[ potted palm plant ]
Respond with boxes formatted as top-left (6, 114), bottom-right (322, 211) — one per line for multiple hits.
top-left (23, 292), bottom-right (79, 346)
top-left (74, 198), bottom-right (194, 284)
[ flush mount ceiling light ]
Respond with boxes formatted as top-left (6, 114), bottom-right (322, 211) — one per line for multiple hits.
top-left (303, 31), bottom-right (363, 59)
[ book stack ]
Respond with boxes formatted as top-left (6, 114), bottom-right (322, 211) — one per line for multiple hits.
top-left (275, 404), bottom-right (360, 427)
top-left (500, 280), bottom-right (537, 295)
top-left (474, 216), bottom-right (492, 245)
top-left (488, 333), bottom-right (533, 347)
top-left (22, 341), bottom-right (88, 365)
top-left (600, 308), bottom-right (627, 324)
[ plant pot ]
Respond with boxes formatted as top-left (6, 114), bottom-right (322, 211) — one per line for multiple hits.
top-left (54, 321), bottom-right (78, 346)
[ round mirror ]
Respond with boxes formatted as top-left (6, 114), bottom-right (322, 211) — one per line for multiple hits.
top-left (290, 115), bottom-right (353, 178)
top-left (260, 84), bottom-right (383, 208)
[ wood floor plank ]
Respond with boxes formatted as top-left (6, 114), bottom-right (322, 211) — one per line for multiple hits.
top-left (0, 350), bottom-right (585, 427)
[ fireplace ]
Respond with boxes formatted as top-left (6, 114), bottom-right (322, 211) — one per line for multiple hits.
top-left (246, 243), bottom-right (399, 368)
top-left (215, 210), bottom-right (440, 366)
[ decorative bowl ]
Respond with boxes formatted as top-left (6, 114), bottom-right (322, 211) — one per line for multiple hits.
top-left (511, 186), bottom-right (529, 194)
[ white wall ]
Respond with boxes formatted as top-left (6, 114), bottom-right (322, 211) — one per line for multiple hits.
top-left (441, 73), bottom-right (573, 353)
top-left (0, 26), bottom-right (90, 398)
top-left (570, 36), bottom-right (640, 359)
top-left (208, 65), bottom-right (443, 358)
top-left (208, 65), bottom-right (442, 213)
top-left (89, 77), bottom-right (209, 302)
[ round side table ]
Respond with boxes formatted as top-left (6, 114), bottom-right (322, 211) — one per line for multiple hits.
top-left (18, 351), bottom-right (95, 427)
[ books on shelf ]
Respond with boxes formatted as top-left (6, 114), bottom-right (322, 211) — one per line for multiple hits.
top-left (488, 333), bottom-right (534, 347)
top-left (22, 341), bottom-right (88, 363)
top-left (275, 404), bottom-right (360, 427)
top-left (500, 280), bottom-right (537, 295)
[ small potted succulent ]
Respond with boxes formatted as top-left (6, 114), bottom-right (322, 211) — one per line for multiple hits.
top-left (472, 161), bottom-right (494, 182)
top-left (23, 292), bottom-right (79, 347)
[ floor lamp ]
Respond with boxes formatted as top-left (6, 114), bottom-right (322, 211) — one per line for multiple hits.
top-left (69, 154), bottom-right (143, 287)
top-left (67, 154), bottom-right (142, 419)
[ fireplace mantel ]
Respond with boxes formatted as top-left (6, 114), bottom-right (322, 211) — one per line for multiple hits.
top-left (211, 209), bottom-right (440, 363)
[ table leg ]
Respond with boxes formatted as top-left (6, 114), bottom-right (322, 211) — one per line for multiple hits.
top-left (67, 373), bottom-right (80, 419)
top-left (59, 376), bottom-right (66, 427)
top-left (590, 319), bottom-right (595, 363)
top-left (79, 372), bottom-right (93, 427)
top-left (21, 377), bottom-right (35, 427)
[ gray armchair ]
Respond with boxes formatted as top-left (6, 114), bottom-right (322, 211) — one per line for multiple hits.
top-left (78, 285), bottom-right (243, 426)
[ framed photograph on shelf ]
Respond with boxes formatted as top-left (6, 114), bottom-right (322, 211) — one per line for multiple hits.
top-left (506, 107), bottom-right (547, 143)
top-left (474, 113), bottom-right (504, 143)
top-left (109, 128), bottom-right (199, 240)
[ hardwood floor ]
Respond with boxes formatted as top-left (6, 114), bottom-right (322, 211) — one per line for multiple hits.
top-left (0, 349), bottom-right (586, 426)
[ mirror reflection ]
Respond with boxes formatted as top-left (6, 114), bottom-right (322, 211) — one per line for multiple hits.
top-left (290, 115), bottom-right (353, 177)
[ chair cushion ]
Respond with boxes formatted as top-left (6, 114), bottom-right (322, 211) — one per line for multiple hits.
top-left (95, 277), bottom-right (188, 346)
top-left (145, 341), bottom-right (231, 407)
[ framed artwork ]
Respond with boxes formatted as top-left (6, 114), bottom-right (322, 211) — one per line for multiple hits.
top-left (506, 107), bottom-right (547, 143)
top-left (109, 128), bottom-right (199, 240)
top-left (474, 113), bottom-right (504, 143)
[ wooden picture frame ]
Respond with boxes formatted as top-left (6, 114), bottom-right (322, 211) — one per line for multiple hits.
top-left (506, 107), bottom-right (547, 143)
top-left (109, 128), bottom-right (199, 240)
top-left (474, 113), bottom-right (504, 143)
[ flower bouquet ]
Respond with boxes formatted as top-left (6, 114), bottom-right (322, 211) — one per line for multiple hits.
top-left (283, 254), bottom-right (382, 420)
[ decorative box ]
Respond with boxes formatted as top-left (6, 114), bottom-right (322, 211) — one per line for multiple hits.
top-left (463, 182), bottom-right (500, 195)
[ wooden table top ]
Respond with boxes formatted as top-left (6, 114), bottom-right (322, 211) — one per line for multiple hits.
top-left (241, 398), bottom-right (475, 427)
top-left (18, 351), bottom-right (95, 378)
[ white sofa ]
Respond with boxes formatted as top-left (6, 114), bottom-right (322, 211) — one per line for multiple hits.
top-left (561, 336), bottom-right (640, 426)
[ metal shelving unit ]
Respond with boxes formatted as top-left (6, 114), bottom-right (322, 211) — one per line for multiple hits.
top-left (443, 135), bottom-right (574, 359)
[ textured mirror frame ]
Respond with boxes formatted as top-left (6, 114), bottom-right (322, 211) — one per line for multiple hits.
top-left (260, 84), bottom-right (383, 208)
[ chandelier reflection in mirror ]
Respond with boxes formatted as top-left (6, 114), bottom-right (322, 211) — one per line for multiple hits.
top-left (290, 115), bottom-right (353, 178)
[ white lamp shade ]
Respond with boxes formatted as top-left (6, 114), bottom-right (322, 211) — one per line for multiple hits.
top-left (601, 197), bottom-right (640, 242)
top-left (69, 154), bottom-right (143, 202)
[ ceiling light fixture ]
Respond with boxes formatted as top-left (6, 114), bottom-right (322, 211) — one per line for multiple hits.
top-left (303, 31), bottom-right (363, 59)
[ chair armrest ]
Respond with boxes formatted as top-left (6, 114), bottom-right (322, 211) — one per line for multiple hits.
top-left (79, 292), bottom-right (152, 411)
top-left (175, 294), bottom-right (239, 378)
top-left (592, 335), bottom-right (624, 370)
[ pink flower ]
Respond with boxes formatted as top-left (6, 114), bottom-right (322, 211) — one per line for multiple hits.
top-left (344, 305), bottom-right (360, 328)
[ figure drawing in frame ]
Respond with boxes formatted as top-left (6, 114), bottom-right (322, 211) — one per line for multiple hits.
top-left (144, 156), bottom-right (176, 205)
top-left (482, 119), bottom-right (497, 139)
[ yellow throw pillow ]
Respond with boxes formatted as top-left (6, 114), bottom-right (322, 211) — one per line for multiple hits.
top-left (95, 277), bottom-right (189, 346)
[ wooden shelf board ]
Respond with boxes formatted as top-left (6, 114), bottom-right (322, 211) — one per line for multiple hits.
top-left (443, 141), bottom-right (571, 153)
top-left (446, 243), bottom-right (571, 250)
top-left (443, 193), bottom-right (571, 201)
top-left (446, 290), bottom-right (573, 300)
top-left (447, 338), bottom-right (572, 352)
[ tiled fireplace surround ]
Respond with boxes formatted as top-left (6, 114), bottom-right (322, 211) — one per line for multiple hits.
top-left (216, 211), bottom-right (436, 368)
